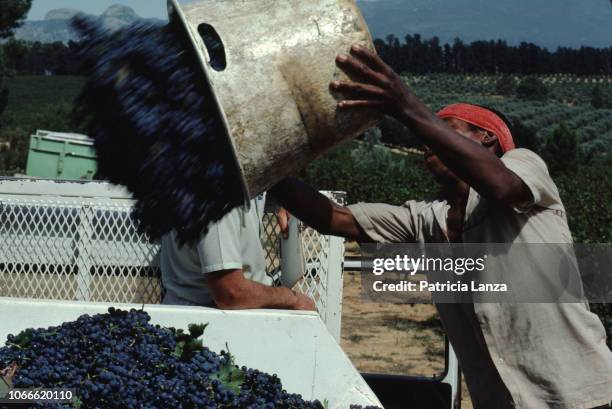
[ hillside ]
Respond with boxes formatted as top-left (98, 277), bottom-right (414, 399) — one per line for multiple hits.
top-left (12, 4), bottom-right (163, 44)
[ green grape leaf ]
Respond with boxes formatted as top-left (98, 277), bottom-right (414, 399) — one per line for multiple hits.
top-left (10, 329), bottom-right (35, 348)
top-left (171, 323), bottom-right (209, 360)
top-left (172, 343), bottom-right (184, 359)
top-left (188, 323), bottom-right (207, 339)
top-left (211, 362), bottom-right (245, 395)
top-left (210, 344), bottom-right (245, 394)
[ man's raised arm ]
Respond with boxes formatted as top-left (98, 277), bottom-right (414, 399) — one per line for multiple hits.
top-left (331, 45), bottom-right (531, 206)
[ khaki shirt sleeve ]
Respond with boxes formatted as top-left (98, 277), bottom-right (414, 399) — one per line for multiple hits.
top-left (348, 200), bottom-right (445, 243)
top-left (501, 148), bottom-right (563, 213)
top-left (196, 206), bottom-right (244, 274)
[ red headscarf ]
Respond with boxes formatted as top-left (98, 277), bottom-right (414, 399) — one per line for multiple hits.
top-left (437, 103), bottom-right (516, 153)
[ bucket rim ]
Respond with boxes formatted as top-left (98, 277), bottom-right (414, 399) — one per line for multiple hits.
top-left (167, 0), bottom-right (251, 203)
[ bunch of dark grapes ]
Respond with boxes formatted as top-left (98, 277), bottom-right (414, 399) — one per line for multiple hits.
top-left (71, 17), bottom-right (244, 245)
top-left (0, 308), bottom-right (382, 409)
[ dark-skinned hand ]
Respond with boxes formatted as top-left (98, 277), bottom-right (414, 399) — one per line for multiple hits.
top-left (330, 43), bottom-right (415, 119)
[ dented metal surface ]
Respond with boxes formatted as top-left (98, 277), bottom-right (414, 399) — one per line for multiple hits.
top-left (169, 0), bottom-right (381, 199)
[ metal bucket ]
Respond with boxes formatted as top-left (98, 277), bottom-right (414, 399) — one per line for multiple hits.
top-left (168, 0), bottom-right (381, 199)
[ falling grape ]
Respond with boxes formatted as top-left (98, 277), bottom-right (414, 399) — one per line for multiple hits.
top-left (71, 17), bottom-right (245, 246)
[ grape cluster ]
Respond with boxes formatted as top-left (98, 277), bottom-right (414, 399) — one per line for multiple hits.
top-left (71, 17), bottom-right (244, 245)
top-left (0, 308), bottom-right (381, 409)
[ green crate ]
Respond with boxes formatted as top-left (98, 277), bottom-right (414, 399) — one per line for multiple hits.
top-left (26, 130), bottom-right (98, 180)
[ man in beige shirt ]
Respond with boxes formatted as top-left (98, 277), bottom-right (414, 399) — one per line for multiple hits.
top-left (161, 195), bottom-right (314, 311)
top-left (271, 45), bottom-right (612, 409)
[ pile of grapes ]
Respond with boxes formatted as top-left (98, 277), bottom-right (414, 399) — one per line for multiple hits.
top-left (0, 308), bottom-right (380, 409)
top-left (72, 17), bottom-right (244, 245)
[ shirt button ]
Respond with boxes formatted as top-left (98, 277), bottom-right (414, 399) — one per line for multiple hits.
top-left (498, 358), bottom-right (504, 364)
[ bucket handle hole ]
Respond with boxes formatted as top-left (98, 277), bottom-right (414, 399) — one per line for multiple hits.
top-left (198, 23), bottom-right (227, 72)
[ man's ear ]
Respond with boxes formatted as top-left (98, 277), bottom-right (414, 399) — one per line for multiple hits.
top-left (481, 131), bottom-right (498, 147)
top-left (480, 131), bottom-right (504, 156)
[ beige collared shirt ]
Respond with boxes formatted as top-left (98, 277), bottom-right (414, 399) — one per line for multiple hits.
top-left (348, 149), bottom-right (612, 409)
top-left (161, 196), bottom-right (272, 307)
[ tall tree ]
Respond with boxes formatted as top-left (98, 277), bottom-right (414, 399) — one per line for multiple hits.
top-left (0, 0), bottom-right (32, 134)
top-left (0, 0), bottom-right (32, 39)
top-left (370, 33), bottom-right (612, 75)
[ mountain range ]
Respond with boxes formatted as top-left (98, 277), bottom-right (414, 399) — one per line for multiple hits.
top-left (11, 1), bottom-right (612, 49)
top-left (12, 4), bottom-right (162, 44)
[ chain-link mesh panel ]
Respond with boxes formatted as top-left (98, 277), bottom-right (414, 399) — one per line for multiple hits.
top-left (294, 225), bottom-right (330, 312)
top-left (260, 211), bottom-right (332, 312)
top-left (282, 192), bottom-right (346, 315)
top-left (0, 198), bottom-right (163, 304)
top-left (0, 189), bottom-right (344, 332)
top-left (261, 212), bottom-right (283, 284)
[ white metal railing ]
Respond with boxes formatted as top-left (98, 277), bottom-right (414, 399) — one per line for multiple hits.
top-left (0, 177), bottom-right (345, 341)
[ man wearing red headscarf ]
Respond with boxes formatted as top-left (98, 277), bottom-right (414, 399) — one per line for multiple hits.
top-left (271, 45), bottom-right (612, 409)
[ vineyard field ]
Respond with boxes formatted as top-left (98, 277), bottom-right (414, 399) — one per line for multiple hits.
top-left (401, 74), bottom-right (612, 164)
top-left (3, 75), bottom-right (86, 125)
top-left (1, 74), bottom-right (611, 175)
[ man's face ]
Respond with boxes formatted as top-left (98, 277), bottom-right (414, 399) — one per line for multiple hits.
top-left (423, 117), bottom-right (485, 185)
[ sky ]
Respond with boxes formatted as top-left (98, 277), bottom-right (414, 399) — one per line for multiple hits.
top-left (26, 0), bottom-right (169, 20)
top-left (23, 0), bottom-right (612, 49)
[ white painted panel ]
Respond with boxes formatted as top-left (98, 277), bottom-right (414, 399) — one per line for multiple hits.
top-left (0, 298), bottom-right (382, 408)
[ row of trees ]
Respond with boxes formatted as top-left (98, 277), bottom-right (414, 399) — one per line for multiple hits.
top-left (2, 34), bottom-right (612, 77)
top-left (2, 39), bottom-right (80, 75)
top-left (375, 35), bottom-right (612, 75)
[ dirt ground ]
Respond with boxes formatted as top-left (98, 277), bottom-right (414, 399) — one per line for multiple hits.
top-left (340, 270), bottom-right (474, 409)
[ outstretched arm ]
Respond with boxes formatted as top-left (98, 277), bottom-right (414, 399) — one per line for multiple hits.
top-left (269, 178), bottom-right (370, 242)
top-left (331, 45), bottom-right (530, 206)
